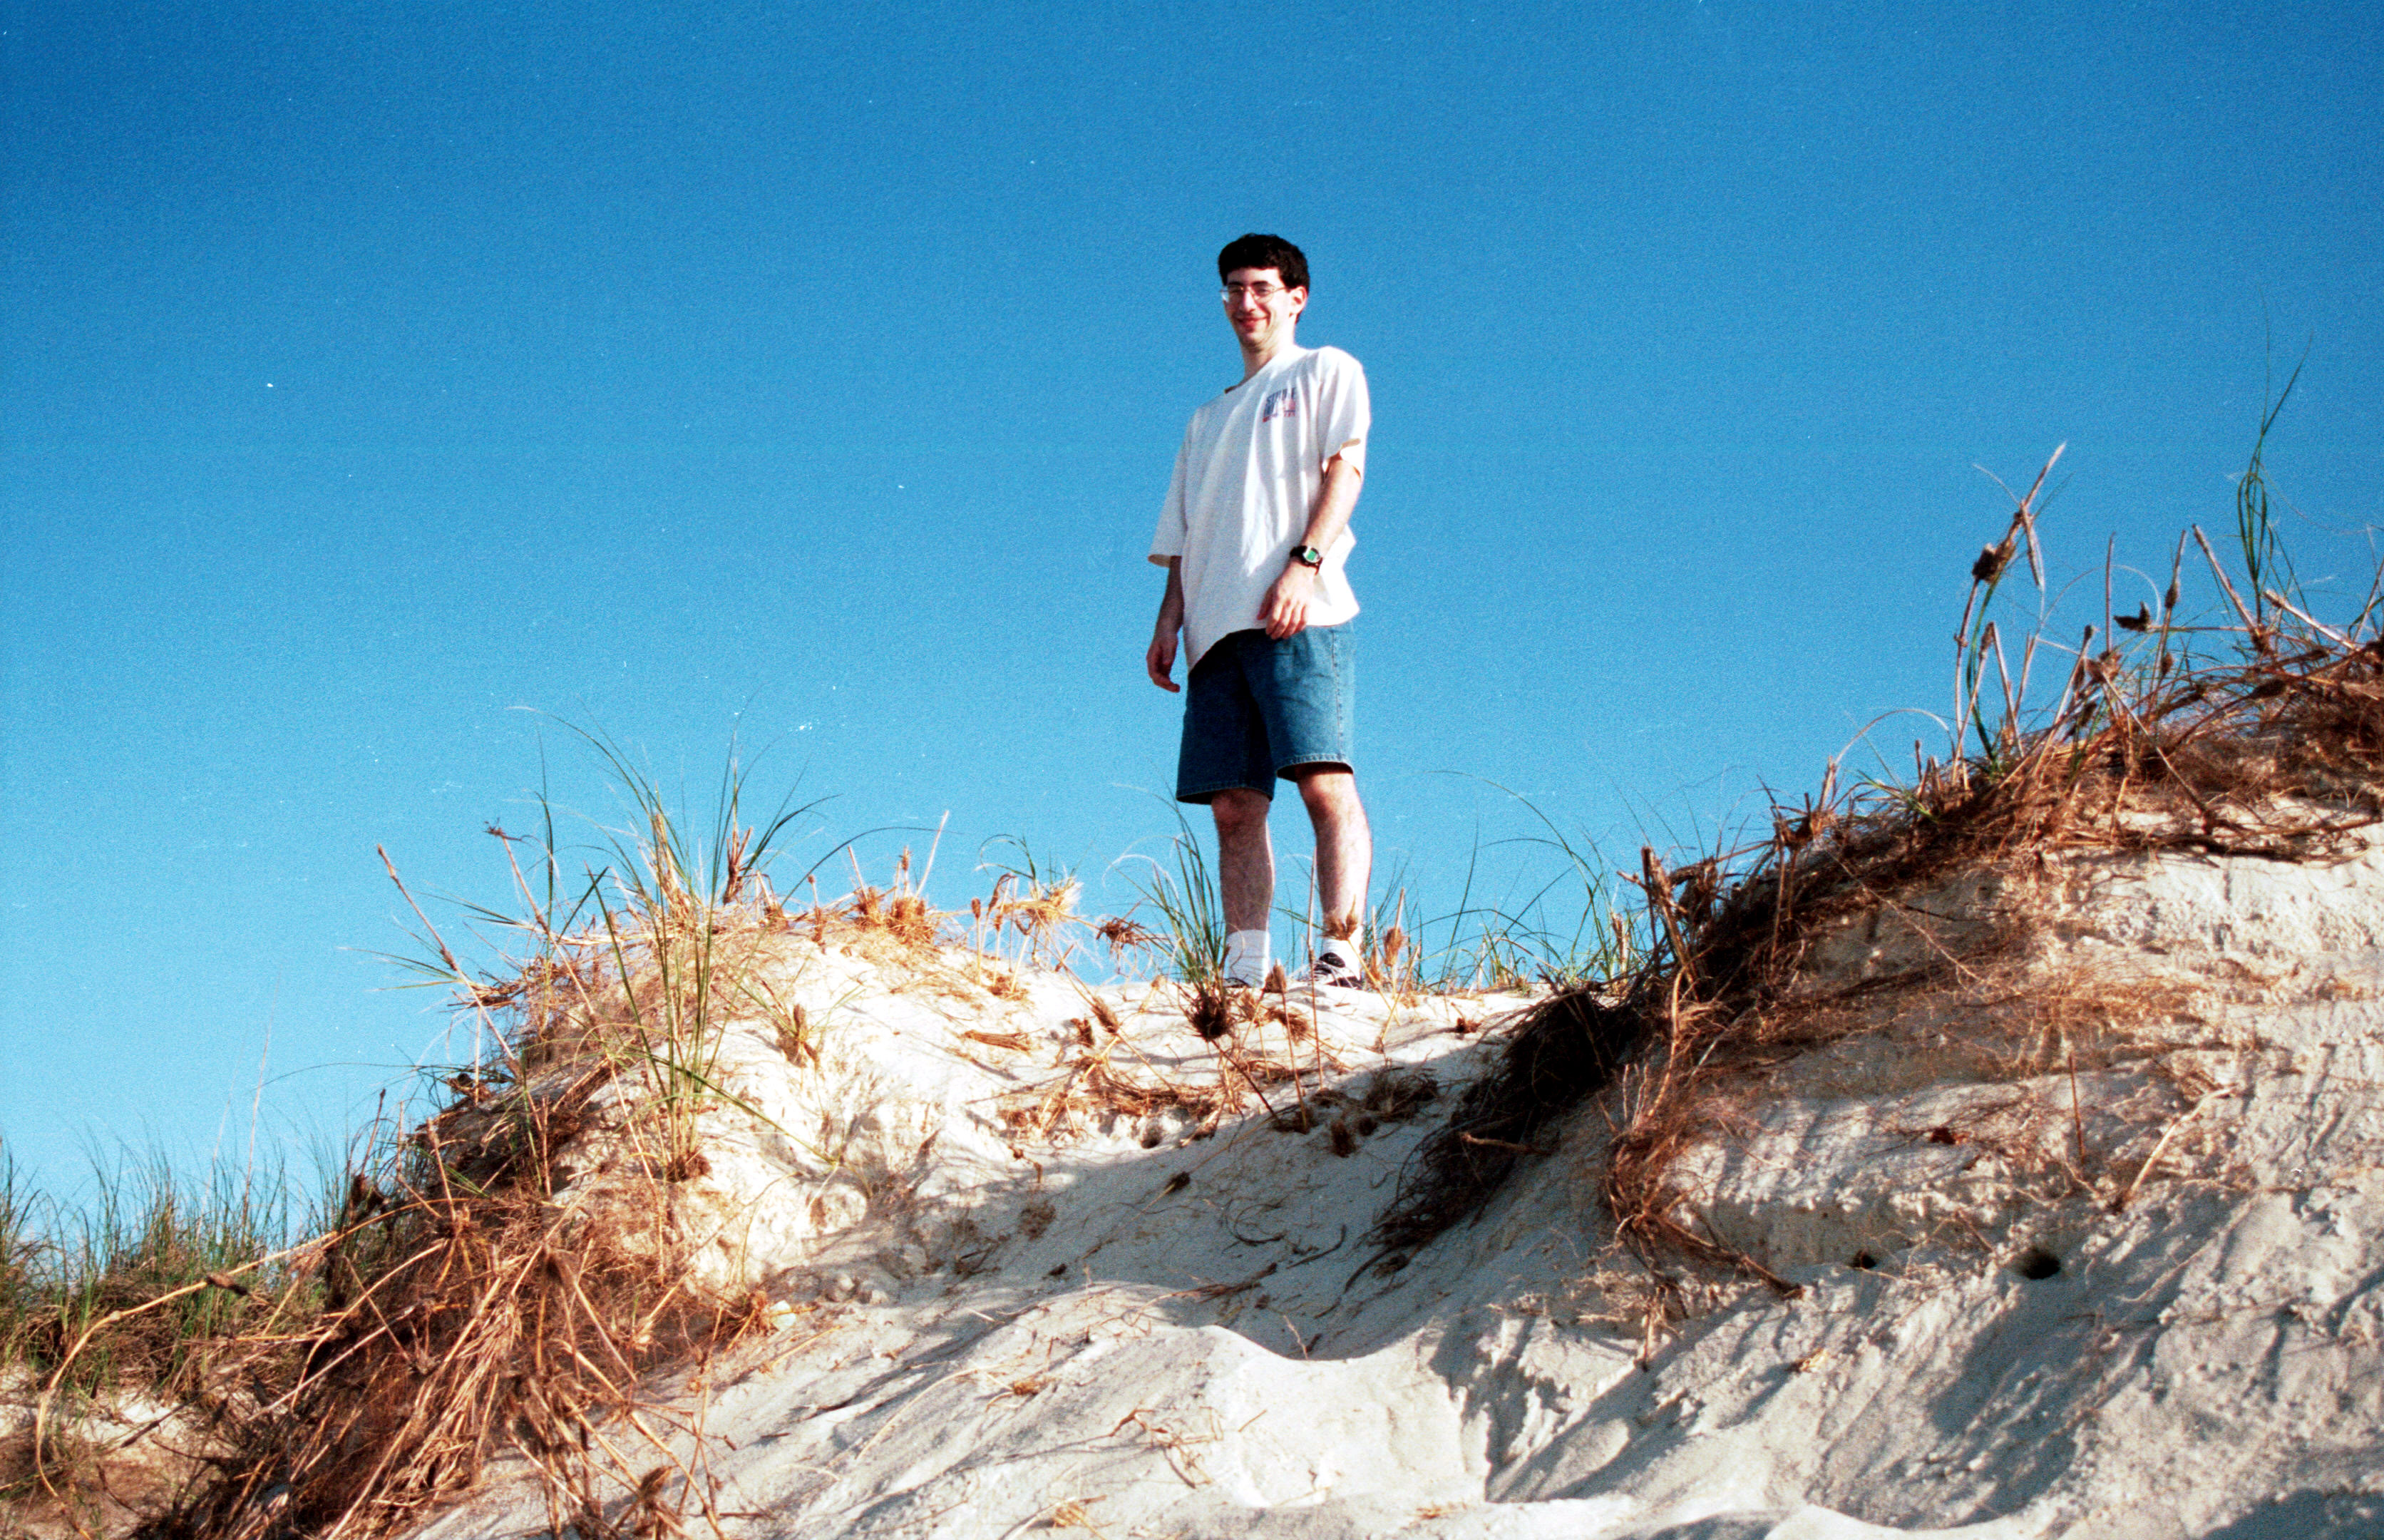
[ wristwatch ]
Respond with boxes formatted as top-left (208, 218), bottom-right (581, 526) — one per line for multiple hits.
top-left (1290, 545), bottom-right (1323, 569)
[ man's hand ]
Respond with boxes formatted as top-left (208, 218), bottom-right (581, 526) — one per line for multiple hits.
top-left (1260, 454), bottom-right (1359, 640)
top-left (1260, 562), bottom-right (1320, 640)
top-left (1148, 555), bottom-right (1186, 690)
top-left (1146, 625), bottom-right (1181, 692)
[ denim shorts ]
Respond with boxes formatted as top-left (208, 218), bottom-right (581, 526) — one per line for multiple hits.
top-left (1176, 625), bottom-right (1356, 804)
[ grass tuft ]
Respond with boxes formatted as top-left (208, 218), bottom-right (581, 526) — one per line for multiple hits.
top-left (1, 1141), bottom-right (327, 1536)
top-left (1124, 811), bottom-right (1230, 989)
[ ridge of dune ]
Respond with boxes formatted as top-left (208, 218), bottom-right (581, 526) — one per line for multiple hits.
top-left (391, 821), bottom-right (2384, 1540)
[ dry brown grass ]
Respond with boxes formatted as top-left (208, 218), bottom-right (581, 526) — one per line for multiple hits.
top-left (997, 988), bottom-right (1346, 1149)
top-left (143, 1032), bottom-right (764, 1540)
top-left (135, 838), bottom-right (955, 1539)
top-left (157, 1186), bottom-right (743, 1539)
top-left (1377, 485), bottom-right (2384, 1300)
top-left (135, 883), bottom-right (948, 1539)
top-left (3, 1404), bottom-right (220, 1540)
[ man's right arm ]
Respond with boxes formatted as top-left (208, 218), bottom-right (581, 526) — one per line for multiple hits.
top-left (1146, 557), bottom-right (1186, 692)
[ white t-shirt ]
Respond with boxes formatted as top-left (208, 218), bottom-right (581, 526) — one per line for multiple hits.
top-left (1149, 344), bottom-right (1370, 669)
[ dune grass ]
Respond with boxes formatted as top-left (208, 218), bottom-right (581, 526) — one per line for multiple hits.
top-left (1377, 407), bottom-right (2382, 1293)
top-left (1123, 791), bottom-right (1630, 1002)
top-left (0, 1140), bottom-right (339, 1536)
top-left (0, 1143), bottom-right (327, 1392)
top-left (1394, 781), bottom-right (1633, 992)
top-left (0, 729), bottom-right (848, 1538)
top-left (130, 736), bottom-right (846, 1540)
top-left (1, 1153), bottom-right (34, 1374)
top-left (1123, 808), bottom-right (1233, 988)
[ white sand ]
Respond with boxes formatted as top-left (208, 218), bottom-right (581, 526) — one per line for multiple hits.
top-left (409, 837), bottom-right (2384, 1539)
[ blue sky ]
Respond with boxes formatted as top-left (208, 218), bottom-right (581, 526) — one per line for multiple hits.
top-left (4, 0), bottom-right (2378, 1194)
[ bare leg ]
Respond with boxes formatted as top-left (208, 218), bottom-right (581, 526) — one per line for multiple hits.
top-left (1293, 769), bottom-right (1372, 944)
top-left (1208, 788), bottom-right (1275, 935)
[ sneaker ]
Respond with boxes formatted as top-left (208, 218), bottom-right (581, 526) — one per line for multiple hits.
top-left (1298, 955), bottom-right (1365, 989)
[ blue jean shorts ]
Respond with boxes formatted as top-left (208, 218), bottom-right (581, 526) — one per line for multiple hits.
top-left (1176, 625), bottom-right (1356, 804)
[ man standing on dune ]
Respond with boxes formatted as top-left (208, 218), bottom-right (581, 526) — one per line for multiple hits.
top-left (1146, 233), bottom-right (1373, 990)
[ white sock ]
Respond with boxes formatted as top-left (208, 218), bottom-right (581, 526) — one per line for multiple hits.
top-left (1223, 930), bottom-right (1271, 987)
top-left (1317, 935), bottom-right (1362, 971)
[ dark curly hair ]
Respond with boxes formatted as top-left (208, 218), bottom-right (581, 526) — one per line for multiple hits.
top-left (1216, 233), bottom-right (1310, 292)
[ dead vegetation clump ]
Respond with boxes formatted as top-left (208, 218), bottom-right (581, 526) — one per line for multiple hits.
top-left (1000, 1042), bottom-right (1278, 1146)
top-left (106, 737), bottom-right (870, 1540)
top-left (1378, 446), bottom-right (2384, 1299)
top-left (1372, 986), bottom-right (1648, 1256)
top-left (156, 1146), bottom-right (755, 1540)
top-left (145, 872), bottom-right (808, 1536)
top-left (834, 879), bottom-right (942, 953)
top-left (1000, 987), bottom-right (1347, 1148)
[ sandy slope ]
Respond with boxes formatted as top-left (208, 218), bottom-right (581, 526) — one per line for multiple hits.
top-left (408, 838), bottom-right (2384, 1540)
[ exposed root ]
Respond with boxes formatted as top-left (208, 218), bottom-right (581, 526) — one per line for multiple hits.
top-left (1372, 988), bottom-right (1645, 1254)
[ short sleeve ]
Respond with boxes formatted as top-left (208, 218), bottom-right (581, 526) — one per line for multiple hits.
top-left (1310, 349), bottom-right (1370, 476)
top-left (1149, 432), bottom-right (1189, 562)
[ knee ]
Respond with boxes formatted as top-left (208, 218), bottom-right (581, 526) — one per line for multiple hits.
top-left (1296, 769), bottom-right (1360, 823)
top-left (1210, 789), bottom-right (1270, 841)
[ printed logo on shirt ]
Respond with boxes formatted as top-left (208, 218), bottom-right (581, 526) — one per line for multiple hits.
top-left (1258, 387), bottom-right (1300, 423)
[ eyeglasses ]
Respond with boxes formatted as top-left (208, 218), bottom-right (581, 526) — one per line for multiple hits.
top-left (1221, 282), bottom-right (1293, 304)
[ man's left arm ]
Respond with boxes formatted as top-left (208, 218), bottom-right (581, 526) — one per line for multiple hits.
top-left (1258, 451), bottom-right (1362, 641)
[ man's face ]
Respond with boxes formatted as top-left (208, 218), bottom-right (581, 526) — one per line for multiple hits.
top-left (1223, 266), bottom-right (1306, 352)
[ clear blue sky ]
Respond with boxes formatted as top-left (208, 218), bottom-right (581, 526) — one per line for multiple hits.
top-left (4, 1), bottom-right (2378, 1194)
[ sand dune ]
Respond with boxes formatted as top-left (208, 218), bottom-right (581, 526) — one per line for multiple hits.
top-left (394, 828), bottom-right (2384, 1539)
